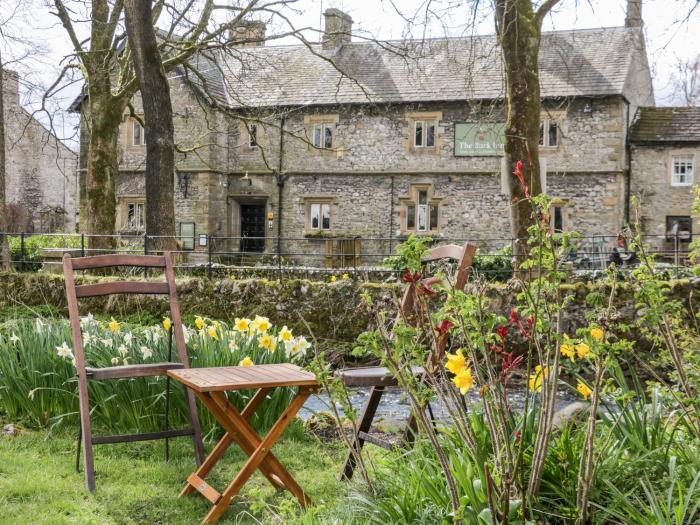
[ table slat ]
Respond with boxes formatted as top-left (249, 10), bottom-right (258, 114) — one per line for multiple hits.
top-left (168, 364), bottom-right (317, 392)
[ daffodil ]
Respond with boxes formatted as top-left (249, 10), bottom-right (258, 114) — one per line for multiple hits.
top-left (528, 365), bottom-right (549, 392)
top-left (342, 273), bottom-right (350, 279)
top-left (258, 333), bottom-right (277, 351)
top-left (123, 332), bottom-right (133, 346)
top-left (101, 338), bottom-right (113, 348)
top-left (117, 344), bottom-right (129, 357)
top-left (9, 332), bottom-right (20, 345)
top-left (229, 339), bottom-right (238, 352)
top-left (453, 367), bottom-right (474, 394)
top-left (445, 349), bottom-right (467, 375)
top-left (35, 318), bottom-right (45, 333)
top-left (590, 327), bottom-right (604, 342)
top-left (239, 356), bottom-right (254, 366)
top-left (140, 346), bottom-right (153, 359)
top-left (108, 317), bottom-right (120, 333)
top-left (577, 380), bottom-right (592, 400)
top-left (163, 317), bottom-right (172, 332)
top-left (55, 342), bottom-right (73, 359)
top-left (111, 357), bottom-right (120, 365)
top-left (278, 326), bottom-right (293, 343)
top-left (234, 318), bottom-right (251, 332)
top-left (560, 343), bottom-right (576, 362)
top-left (182, 325), bottom-right (191, 344)
top-left (152, 329), bottom-right (163, 343)
top-left (253, 316), bottom-right (271, 334)
top-left (576, 343), bottom-right (591, 359)
top-left (207, 325), bottom-right (219, 340)
top-left (330, 275), bottom-right (337, 282)
top-left (194, 316), bottom-right (205, 330)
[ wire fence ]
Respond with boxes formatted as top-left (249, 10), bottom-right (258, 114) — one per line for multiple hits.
top-left (0, 230), bottom-right (695, 281)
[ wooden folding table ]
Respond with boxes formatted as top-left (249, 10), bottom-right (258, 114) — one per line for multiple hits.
top-left (168, 363), bottom-right (318, 524)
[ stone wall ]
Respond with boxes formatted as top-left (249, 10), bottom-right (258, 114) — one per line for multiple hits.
top-left (3, 70), bottom-right (79, 232)
top-left (630, 143), bottom-right (700, 254)
top-left (1, 272), bottom-right (697, 352)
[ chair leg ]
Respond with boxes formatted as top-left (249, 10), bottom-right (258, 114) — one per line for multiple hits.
top-left (184, 383), bottom-right (205, 465)
top-left (77, 378), bottom-right (96, 492)
top-left (164, 376), bottom-right (171, 462)
top-left (340, 385), bottom-right (384, 481)
top-left (75, 425), bottom-right (82, 473)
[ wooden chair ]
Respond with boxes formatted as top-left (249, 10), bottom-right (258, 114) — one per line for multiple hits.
top-left (63, 253), bottom-right (205, 491)
top-left (337, 242), bottom-right (476, 480)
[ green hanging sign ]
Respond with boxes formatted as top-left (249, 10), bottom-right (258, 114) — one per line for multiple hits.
top-left (454, 122), bottom-right (505, 157)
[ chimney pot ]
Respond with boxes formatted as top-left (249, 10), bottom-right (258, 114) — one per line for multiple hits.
top-left (625, 0), bottom-right (643, 28)
top-left (322, 8), bottom-right (353, 51)
top-left (1, 69), bottom-right (19, 107)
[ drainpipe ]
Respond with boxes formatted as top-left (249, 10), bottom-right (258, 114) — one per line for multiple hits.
top-left (624, 100), bottom-right (632, 227)
top-left (389, 175), bottom-right (395, 253)
top-left (275, 116), bottom-right (287, 260)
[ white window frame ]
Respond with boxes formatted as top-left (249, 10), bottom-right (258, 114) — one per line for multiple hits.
top-left (313, 123), bottom-right (334, 149)
top-left (414, 120), bottom-right (436, 148)
top-left (404, 186), bottom-right (439, 233)
top-left (125, 202), bottom-right (145, 230)
top-left (132, 120), bottom-right (146, 146)
top-left (309, 202), bottom-right (331, 231)
top-left (671, 155), bottom-right (694, 187)
top-left (539, 119), bottom-right (558, 148)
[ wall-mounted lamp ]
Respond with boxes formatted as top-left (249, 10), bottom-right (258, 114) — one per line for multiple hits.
top-left (241, 171), bottom-right (252, 186)
top-left (583, 102), bottom-right (593, 116)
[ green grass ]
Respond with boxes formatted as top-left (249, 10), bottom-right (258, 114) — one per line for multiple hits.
top-left (0, 424), bottom-right (347, 525)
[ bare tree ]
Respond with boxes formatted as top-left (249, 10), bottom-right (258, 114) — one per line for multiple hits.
top-left (0, 50), bottom-right (8, 270)
top-left (670, 53), bottom-right (700, 106)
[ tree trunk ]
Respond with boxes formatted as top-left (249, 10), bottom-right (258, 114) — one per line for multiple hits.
top-left (495, 0), bottom-right (547, 264)
top-left (85, 80), bottom-right (123, 252)
top-left (0, 54), bottom-right (10, 270)
top-left (124, 0), bottom-right (177, 254)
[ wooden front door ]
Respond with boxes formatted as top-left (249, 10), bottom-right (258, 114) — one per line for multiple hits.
top-left (240, 204), bottom-right (265, 253)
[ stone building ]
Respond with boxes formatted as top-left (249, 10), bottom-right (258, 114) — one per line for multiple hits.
top-left (3, 70), bottom-right (78, 232)
top-left (75, 5), bottom-right (665, 266)
top-left (629, 107), bottom-right (700, 256)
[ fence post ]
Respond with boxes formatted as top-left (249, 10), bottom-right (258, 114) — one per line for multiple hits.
top-left (277, 236), bottom-right (282, 279)
top-left (207, 235), bottom-right (212, 279)
top-left (144, 234), bottom-right (148, 278)
top-left (80, 233), bottom-right (85, 257)
top-left (20, 232), bottom-right (26, 272)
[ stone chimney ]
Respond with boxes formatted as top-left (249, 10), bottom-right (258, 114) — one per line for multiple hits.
top-left (230, 20), bottom-right (266, 47)
top-left (1, 69), bottom-right (19, 107)
top-left (625, 0), bottom-right (642, 28)
top-left (322, 8), bottom-right (353, 51)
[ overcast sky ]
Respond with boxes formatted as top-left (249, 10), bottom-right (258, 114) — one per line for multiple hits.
top-left (1, 0), bottom-right (698, 146)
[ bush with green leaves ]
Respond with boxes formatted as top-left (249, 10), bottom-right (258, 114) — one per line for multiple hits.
top-left (8, 234), bottom-right (82, 271)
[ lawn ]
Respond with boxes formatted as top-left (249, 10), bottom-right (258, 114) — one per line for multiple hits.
top-left (0, 422), bottom-right (348, 525)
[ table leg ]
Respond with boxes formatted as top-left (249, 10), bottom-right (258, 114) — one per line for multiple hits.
top-left (180, 388), bottom-right (282, 497)
top-left (201, 387), bottom-right (313, 524)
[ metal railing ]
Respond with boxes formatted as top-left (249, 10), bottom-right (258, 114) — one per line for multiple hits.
top-left (0, 231), bottom-right (696, 281)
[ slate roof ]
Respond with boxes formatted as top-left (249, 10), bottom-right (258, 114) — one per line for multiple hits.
top-left (629, 107), bottom-right (700, 143)
top-left (215, 26), bottom-right (644, 108)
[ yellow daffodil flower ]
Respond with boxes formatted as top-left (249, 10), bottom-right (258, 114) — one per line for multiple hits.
top-left (590, 327), bottom-right (604, 342)
top-left (194, 316), bottom-right (205, 330)
top-left (239, 356), bottom-right (254, 366)
top-left (560, 343), bottom-right (576, 362)
top-left (108, 317), bottom-right (120, 333)
top-left (279, 326), bottom-right (293, 343)
top-left (453, 367), bottom-right (474, 395)
top-left (258, 333), bottom-right (277, 351)
top-left (528, 365), bottom-right (549, 392)
top-left (576, 343), bottom-right (591, 359)
top-left (253, 316), bottom-right (271, 334)
top-left (577, 380), bottom-right (592, 400)
top-left (162, 317), bottom-right (172, 332)
top-left (207, 325), bottom-right (218, 340)
top-left (234, 318), bottom-right (251, 332)
top-left (445, 349), bottom-right (467, 375)
top-left (342, 273), bottom-right (350, 279)
top-left (330, 275), bottom-right (337, 282)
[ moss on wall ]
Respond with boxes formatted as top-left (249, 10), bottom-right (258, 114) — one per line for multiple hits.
top-left (1, 272), bottom-right (698, 348)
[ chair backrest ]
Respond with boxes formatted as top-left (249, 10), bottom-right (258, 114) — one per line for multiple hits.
top-left (63, 253), bottom-right (190, 372)
top-left (397, 242), bottom-right (477, 363)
